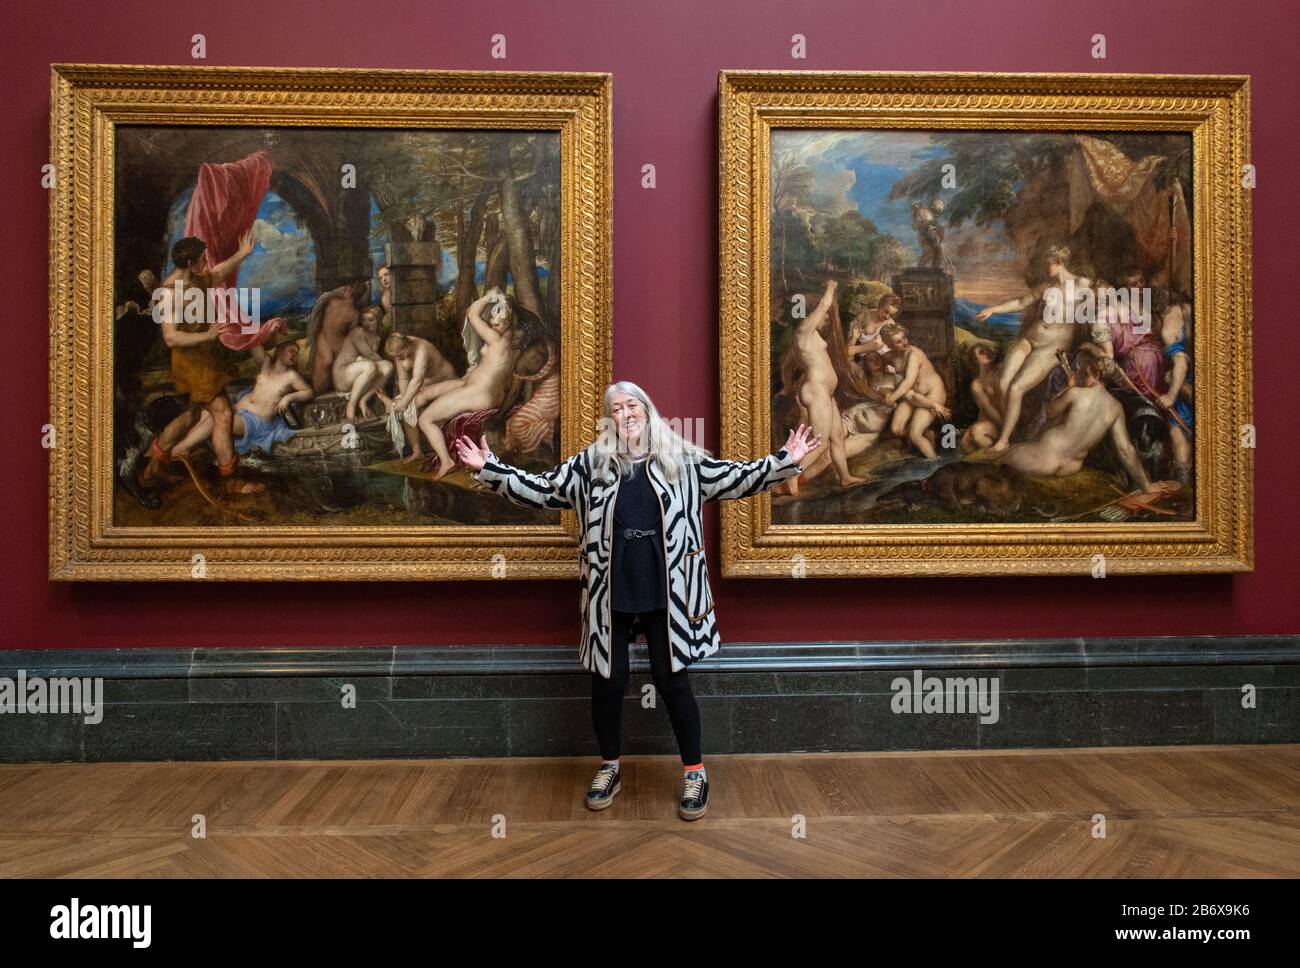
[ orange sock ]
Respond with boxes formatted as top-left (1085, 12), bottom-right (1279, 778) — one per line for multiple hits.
top-left (683, 762), bottom-right (703, 773)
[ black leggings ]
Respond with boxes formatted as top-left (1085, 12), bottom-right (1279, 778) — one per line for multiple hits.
top-left (591, 608), bottom-right (702, 764)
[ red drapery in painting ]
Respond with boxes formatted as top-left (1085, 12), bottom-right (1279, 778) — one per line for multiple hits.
top-left (183, 150), bottom-right (285, 350)
top-left (1068, 135), bottom-right (1192, 294)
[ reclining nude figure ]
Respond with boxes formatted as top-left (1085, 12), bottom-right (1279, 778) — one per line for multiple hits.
top-left (172, 339), bottom-right (314, 460)
top-left (996, 353), bottom-right (1155, 493)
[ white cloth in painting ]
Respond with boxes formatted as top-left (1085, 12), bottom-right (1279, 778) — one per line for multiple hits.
top-left (386, 401), bottom-right (419, 455)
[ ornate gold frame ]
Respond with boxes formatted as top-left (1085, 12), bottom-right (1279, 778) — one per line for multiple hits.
top-left (49, 65), bottom-right (612, 580)
top-left (718, 70), bottom-right (1252, 577)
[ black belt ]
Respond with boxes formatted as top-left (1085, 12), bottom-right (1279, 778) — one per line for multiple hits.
top-left (621, 527), bottom-right (657, 539)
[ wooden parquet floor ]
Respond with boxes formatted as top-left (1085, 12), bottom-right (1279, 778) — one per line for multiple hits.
top-left (1, 745), bottom-right (1297, 877)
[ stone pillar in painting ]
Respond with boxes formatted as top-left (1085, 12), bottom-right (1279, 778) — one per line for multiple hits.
top-left (386, 239), bottom-right (464, 368)
top-left (316, 238), bottom-right (373, 296)
top-left (890, 267), bottom-right (957, 401)
top-left (386, 239), bottom-right (440, 334)
top-left (315, 185), bottom-right (376, 295)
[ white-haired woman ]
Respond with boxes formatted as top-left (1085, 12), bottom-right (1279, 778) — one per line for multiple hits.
top-left (454, 382), bottom-right (820, 820)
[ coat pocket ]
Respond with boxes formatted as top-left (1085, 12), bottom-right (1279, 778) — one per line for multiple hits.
top-left (684, 545), bottom-right (715, 624)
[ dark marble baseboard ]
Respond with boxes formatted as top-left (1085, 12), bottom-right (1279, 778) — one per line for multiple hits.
top-left (1, 636), bottom-right (1296, 762)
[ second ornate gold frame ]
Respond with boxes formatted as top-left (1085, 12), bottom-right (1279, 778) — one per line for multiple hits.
top-left (49, 65), bottom-right (612, 581)
top-left (718, 70), bottom-right (1252, 577)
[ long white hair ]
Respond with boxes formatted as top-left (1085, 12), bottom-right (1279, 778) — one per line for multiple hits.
top-left (590, 381), bottom-right (710, 484)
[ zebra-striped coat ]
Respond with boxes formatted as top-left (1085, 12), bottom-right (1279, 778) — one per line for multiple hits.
top-left (472, 444), bottom-right (803, 678)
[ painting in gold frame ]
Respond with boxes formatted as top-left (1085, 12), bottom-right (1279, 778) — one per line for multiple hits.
top-left (49, 65), bottom-right (611, 580)
top-left (718, 71), bottom-right (1252, 577)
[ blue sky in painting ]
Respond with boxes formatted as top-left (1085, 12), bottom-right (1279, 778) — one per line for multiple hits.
top-left (773, 130), bottom-right (942, 252)
top-left (165, 189), bottom-right (317, 316)
top-left (771, 129), bottom-right (1019, 311)
top-left (774, 131), bottom-right (1015, 253)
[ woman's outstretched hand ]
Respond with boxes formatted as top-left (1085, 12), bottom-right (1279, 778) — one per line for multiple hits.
top-left (454, 434), bottom-right (491, 471)
top-left (783, 423), bottom-right (822, 465)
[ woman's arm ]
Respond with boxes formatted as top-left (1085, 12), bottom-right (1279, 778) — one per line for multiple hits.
top-left (974, 293), bottom-right (1034, 321)
top-left (696, 425), bottom-right (820, 502)
top-left (884, 350), bottom-right (922, 403)
top-left (456, 434), bottom-right (585, 511)
top-left (904, 391), bottom-right (951, 419)
top-left (277, 379), bottom-right (314, 414)
top-left (849, 338), bottom-right (884, 357)
top-left (697, 450), bottom-right (801, 502)
top-left (1159, 304), bottom-right (1190, 407)
top-left (1162, 352), bottom-right (1190, 407)
top-left (394, 350), bottom-right (428, 411)
top-left (465, 292), bottom-right (502, 345)
top-left (799, 279), bottom-right (838, 333)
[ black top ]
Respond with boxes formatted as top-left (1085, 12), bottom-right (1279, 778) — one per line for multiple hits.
top-left (610, 456), bottom-right (667, 613)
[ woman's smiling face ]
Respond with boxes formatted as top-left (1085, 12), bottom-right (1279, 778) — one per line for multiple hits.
top-left (609, 392), bottom-right (648, 448)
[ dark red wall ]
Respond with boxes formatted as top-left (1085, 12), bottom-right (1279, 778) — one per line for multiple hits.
top-left (3, 0), bottom-right (1297, 649)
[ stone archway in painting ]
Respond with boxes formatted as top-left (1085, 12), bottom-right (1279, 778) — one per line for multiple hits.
top-left (114, 128), bottom-right (376, 304)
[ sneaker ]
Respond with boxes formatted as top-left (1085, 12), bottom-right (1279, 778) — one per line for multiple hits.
top-left (585, 763), bottom-right (621, 810)
top-left (678, 770), bottom-right (709, 820)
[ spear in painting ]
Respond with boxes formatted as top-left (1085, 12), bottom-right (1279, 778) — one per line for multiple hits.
top-left (1167, 191), bottom-right (1177, 293)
